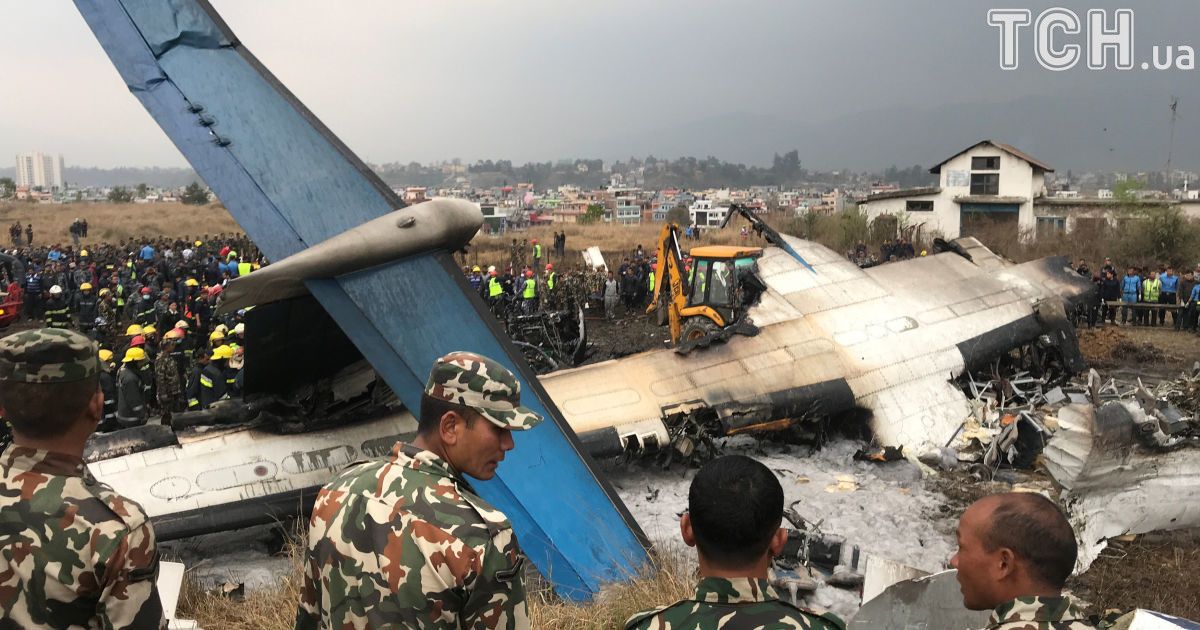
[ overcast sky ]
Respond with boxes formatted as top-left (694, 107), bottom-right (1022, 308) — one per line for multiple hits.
top-left (3, 0), bottom-right (1198, 170)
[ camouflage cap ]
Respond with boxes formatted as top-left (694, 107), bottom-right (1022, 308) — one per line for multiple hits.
top-left (0, 328), bottom-right (99, 383)
top-left (424, 351), bottom-right (543, 431)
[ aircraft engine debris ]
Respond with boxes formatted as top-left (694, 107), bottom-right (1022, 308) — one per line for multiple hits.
top-left (1044, 397), bottom-right (1200, 572)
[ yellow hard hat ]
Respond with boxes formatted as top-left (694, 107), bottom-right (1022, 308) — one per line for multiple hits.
top-left (472, 266), bottom-right (481, 272)
top-left (232, 322), bottom-right (245, 335)
top-left (80, 249), bottom-right (89, 257)
top-left (194, 240), bottom-right (202, 247)
top-left (80, 282), bottom-right (93, 291)
top-left (214, 324), bottom-right (228, 335)
top-left (920, 250), bottom-right (928, 257)
top-left (122, 347), bottom-right (147, 362)
top-left (125, 324), bottom-right (144, 336)
top-left (143, 325), bottom-right (157, 335)
top-left (185, 278), bottom-right (199, 287)
top-left (209, 330), bottom-right (225, 341)
top-left (174, 319), bottom-right (190, 330)
top-left (98, 349), bottom-right (114, 363)
top-left (98, 288), bottom-right (110, 297)
top-left (212, 344), bottom-right (234, 360)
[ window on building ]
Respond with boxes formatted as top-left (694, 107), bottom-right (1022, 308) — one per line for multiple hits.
top-left (906, 200), bottom-right (934, 212)
top-left (970, 173), bottom-right (1000, 196)
top-left (1036, 216), bottom-right (1066, 238)
top-left (971, 156), bottom-right (1000, 170)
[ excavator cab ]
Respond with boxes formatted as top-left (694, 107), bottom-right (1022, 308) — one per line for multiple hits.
top-left (677, 246), bottom-right (765, 347)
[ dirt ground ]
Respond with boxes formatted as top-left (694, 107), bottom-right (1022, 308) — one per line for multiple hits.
top-left (0, 201), bottom-right (240, 244)
top-left (1077, 324), bottom-right (1200, 374)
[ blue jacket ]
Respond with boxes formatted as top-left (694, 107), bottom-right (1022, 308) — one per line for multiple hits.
top-left (1121, 275), bottom-right (1141, 302)
top-left (1161, 273), bottom-right (1179, 294)
top-left (1191, 283), bottom-right (1200, 303)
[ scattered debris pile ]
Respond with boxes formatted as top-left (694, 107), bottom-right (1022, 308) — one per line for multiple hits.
top-left (938, 360), bottom-right (1200, 481)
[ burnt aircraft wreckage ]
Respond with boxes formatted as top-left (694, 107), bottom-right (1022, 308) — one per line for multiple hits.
top-left (70, 0), bottom-right (1123, 604)
top-left (86, 198), bottom-right (1097, 530)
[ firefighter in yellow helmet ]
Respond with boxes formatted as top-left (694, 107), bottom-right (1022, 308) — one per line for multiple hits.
top-left (98, 348), bottom-right (118, 430)
top-left (116, 347), bottom-right (149, 427)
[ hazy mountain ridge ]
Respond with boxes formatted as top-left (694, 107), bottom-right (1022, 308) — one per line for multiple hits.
top-left (6, 92), bottom-right (1195, 183)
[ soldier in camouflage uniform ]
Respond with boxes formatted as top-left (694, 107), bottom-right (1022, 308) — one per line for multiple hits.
top-left (950, 493), bottom-right (1096, 630)
top-left (509, 239), bottom-right (521, 275)
top-left (297, 351), bottom-right (542, 629)
top-left (0, 328), bottom-right (165, 629)
top-left (154, 336), bottom-right (184, 422)
top-left (626, 455), bottom-right (843, 630)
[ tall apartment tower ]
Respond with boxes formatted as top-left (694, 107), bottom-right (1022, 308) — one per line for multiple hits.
top-left (14, 153), bottom-right (65, 191)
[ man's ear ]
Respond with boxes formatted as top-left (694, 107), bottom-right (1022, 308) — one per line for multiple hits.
top-left (768, 527), bottom-right (788, 558)
top-left (86, 387), bottom-right (103, 426)
top-left (438, 410), bottom-right (463, 447)
top-left (680, 512), bottom-right (696, 548)
top-left (996, 547), bottom-right (1016, 580)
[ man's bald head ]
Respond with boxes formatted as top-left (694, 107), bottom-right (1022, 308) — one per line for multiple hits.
top-left (951, 493), bottom-right (1077, 610)
top-left (978, 493), bottom-right (1076, 588)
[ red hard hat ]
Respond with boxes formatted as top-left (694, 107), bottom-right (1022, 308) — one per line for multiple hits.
top-left (209, 285), bottom-right (224, 296)
top-left (545, 263), bottom-right (553, 270)
top-left (531, 239), bottom-right (538, 243)
top-left (525, 270), bottom-right (533, 278)
top-left (140, 287), bottom-right (151, 295)
top-left (130, 335), bottom-right (146, 347)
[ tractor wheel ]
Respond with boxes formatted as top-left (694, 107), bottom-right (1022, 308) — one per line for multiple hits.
top-left (680, 317), bottom-right (719, 344)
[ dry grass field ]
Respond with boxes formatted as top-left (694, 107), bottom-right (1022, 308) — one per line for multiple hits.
top-left (0, 202), bottom-right (240, 244)
top-left (177, 534), bottom-right (695, 630)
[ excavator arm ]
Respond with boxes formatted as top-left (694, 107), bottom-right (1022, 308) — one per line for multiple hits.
top-left (721, 204), bottom-right (815, 272)
top-left (645, 223), bottom-right (688, 343)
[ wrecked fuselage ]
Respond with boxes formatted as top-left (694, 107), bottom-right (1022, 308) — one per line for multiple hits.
top-left (542, 234), bottom-right (1093, 460)
top-left (85, 230), bottom-right (1092, 541)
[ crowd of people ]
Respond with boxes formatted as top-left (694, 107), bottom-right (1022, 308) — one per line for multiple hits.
top-left (1075, 257), bottom-right (1200, 330)
top-left (0, 229), bottom-right (266, 428)
top-left (846, 237), bottom-right (924, 266)
top-left (465, 238), bottom-right (662, 321)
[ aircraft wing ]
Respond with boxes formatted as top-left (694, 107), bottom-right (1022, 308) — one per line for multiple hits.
top-left (74, 0), bottom-right (648, 600)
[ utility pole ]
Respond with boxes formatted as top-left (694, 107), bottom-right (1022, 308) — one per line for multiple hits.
top-left (1166, 96), bottom-right (1179, 192)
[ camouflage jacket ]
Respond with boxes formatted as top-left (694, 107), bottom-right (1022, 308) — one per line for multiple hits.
top-left (625, 576), bottom-right (845, 630)
top-left (296, 442), bottom-right (529, 629)
top-left (153, 353), bottom-right (181, 398)
top-left (986, 596), bottom-right (1096, 629)
top-left (0, 444), bottom-right (165, 629)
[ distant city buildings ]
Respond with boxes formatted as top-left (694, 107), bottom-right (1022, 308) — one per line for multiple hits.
top-left (15, 152), bottom-right (65, 191)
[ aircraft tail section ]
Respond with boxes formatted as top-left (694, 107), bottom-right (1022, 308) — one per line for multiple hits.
top-left (73, 0), bottom-right (648, 600)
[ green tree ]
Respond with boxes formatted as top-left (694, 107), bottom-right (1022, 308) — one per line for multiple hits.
top-left (1113, 179), bottom-right (1144, 203)
top-left (577, 203), bottom-right (605, 225)
top-left (180, 181), bottom-right (210, 205)
top-left (1113, 205), bottom-right (1200, 269)
top-left (665, 205), bottom-right (690, 226)
top-left (107, 186), bottom-right (134, 203)
top-left (136, 183), bottom-right (149, 199)
top-left (0, 177), bottom-right (14, 199)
